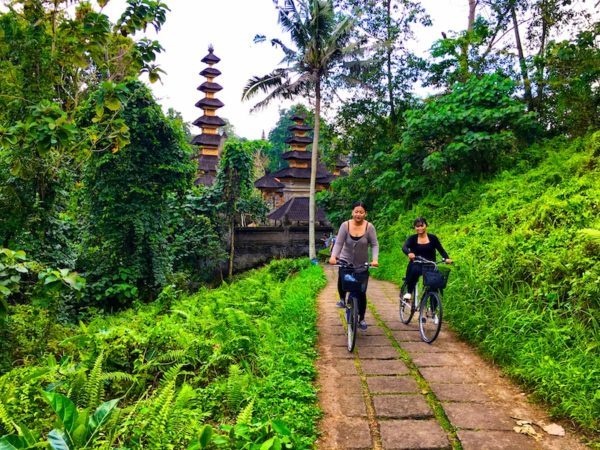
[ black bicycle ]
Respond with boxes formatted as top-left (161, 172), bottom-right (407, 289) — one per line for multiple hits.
top-left (337, 262), bottom-right (371, 352)
top-left (399, 256), bottom-right (450, 343)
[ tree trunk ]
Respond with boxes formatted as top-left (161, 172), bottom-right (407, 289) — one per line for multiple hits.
top-left (459, 0), bottom-right (478, 81)
top-left (308, 79), bottom-right (321, 261)
top-left (467, 0), bottom-right (477, 31)
top-left (385, 0), bottom-right (396, 122)
top-left (511, 6), bottom-right (533, 110)
top-left (534, 0), bottom-right (548, 111)
top-left (228, 217), bottom-right (235, 278)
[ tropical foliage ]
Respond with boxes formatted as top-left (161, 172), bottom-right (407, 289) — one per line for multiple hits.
top-left (0, 259), bottom-right (325, 448)
top-left (1, 0), bottom-right (599, 444)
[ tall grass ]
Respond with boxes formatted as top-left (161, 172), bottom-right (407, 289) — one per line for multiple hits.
top-left (373, 133), bottom-right (600, 433)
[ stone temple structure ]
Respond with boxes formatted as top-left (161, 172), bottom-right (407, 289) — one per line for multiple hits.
top-left (191, 46), bottom-right (226, 186)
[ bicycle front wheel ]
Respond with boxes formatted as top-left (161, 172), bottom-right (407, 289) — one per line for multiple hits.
top-left (346, 293), bottom-right (359, 352)
top-left (399, 283), bottom-right (415, 324)
top-left (418, 291), bottom-right (443, 343)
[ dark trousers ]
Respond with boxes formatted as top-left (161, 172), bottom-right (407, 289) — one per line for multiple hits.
top-left (337, 268), bottom-right (368, 320)
top-left (405, 262), bottom-right (423, 293)
top-left (406, 264), bottom-right (440, 311)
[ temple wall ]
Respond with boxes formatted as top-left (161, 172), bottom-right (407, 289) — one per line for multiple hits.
top-left (232, 225), bottom-right (333, 272)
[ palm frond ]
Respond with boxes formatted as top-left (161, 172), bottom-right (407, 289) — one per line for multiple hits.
top-left (249, 74), bottom-right (312, 112)
top-left (270, 38), bottom-right (299, 63)
top-left (277, 0), bottom-right (309, 49)
top-left (241, 69), bottom-right (288, 102)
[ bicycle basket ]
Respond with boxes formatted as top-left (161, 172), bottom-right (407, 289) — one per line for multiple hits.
top-left (423, 268), bottom-right (449, 290)
top-left (341, 267), bottom-right (369, 293)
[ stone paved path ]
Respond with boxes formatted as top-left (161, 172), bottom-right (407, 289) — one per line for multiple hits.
top-left (316, 265), bottom-right (589, 450)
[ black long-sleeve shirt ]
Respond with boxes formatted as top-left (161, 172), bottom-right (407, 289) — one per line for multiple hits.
top-left (402, 233), bottom-right (449, 262)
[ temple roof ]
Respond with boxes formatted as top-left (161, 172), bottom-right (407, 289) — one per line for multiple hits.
top-left (282, 150), bottom-right (312, 160)
top-left (284, 135), bottom-right (313, 145)
top-left (254, 174), bottom-right (284, 189)
top-left (269, 164), bottom-right (333, 182)
top-left (195, 98), bottom-right (224, 109)
top-left (191, 133), bottom-right (223, 147)
top-left (288, 124), bottom-right (312, 132)
top-left (201, 47), bottom-right (220, 64)
top-left (268, 197), bottom-right (327, 222)
top-left (290, 114), bottom-right (306, 122)
top-left (200, 67), bottom-right (221, 77)
top-left (197, 154), bottom-right (219, 171)
top-left (193, 115), bottom-right (226, 127)
top-left (197, 81), bottom-right (223, 93)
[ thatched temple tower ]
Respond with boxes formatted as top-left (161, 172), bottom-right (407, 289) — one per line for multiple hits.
top-left (191, 45), bottom-right (225, 186)
top-left (254, 114), bottom-right (345, 224)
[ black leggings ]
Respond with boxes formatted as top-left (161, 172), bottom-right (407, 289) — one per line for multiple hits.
top-left (337, 268), bottom-right (368, 320)
top-left (405, 262), bottom-right (423, 293)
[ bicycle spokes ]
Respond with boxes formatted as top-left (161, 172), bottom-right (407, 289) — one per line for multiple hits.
top-left (346, 295), bottom-right (358, 352)
top-left (418, 292), bottom-right (443, 343)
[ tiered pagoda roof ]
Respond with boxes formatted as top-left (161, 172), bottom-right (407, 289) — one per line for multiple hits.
top-left (255, 113), bottom-right (339, 223)
top-left (191, 45), bottom-right (225, 186)
top-left (268, 197), bottom-right (328, 222)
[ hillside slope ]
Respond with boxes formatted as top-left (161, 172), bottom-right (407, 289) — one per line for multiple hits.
top-left (375, 133), bottom-right (600, 433)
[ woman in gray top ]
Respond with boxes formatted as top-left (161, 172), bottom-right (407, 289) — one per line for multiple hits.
top-left (329, 202), bottom-right (379, 330)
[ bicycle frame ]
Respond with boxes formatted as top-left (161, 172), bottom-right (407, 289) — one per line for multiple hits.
top-left (334, 262), bottom-right (373, 352)
top-left (399, 256), bottom-right (449, 343)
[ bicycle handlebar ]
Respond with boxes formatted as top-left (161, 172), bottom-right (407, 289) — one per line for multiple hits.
top-left (413, 256), bottom-right (450, 265)
top-left (333, 261), bottom-right (377, 269)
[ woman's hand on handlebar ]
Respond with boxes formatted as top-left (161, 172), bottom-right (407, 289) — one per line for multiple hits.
top-left (408, 252), bottom-right (416, 261)
top-left (444, 258), bottom-right (453, 264)
top-left (370, 260), bottom-right (379, 267)
top-left (329, 256), bottom-right (337, 265)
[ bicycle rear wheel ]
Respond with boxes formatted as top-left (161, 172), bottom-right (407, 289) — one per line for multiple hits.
top-left (399, 283), bottom-right (416, 324)
top-left (346, 293), bottom-right (359, 352)
top-left (418, 291), bottom-right (443, 343)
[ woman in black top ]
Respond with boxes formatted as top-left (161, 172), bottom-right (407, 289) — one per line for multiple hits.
top-left (402, 217), bottom-right (452, 298)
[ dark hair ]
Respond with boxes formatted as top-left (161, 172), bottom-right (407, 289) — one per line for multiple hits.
top-left (413, 217), bottom-right (428, 227)
top-left (352, 201), bottom-right (367, 210)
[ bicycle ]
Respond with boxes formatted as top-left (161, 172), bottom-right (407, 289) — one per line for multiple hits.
top-left (398, 256), bottom-right (450, 343)
top-left (336, 262), bottom-right (371, 352)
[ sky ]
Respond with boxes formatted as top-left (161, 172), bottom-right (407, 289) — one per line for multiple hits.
top-left (103, 0), bottom-right (472, 140)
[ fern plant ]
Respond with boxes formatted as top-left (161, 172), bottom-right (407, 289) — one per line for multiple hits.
top-left (225, 364), bottom-right (250, 416)
top-left (66, 351), bottom-right (135, 412)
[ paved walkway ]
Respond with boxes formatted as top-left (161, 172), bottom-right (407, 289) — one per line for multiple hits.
top-left (316, 265), bottom-right (588, 450)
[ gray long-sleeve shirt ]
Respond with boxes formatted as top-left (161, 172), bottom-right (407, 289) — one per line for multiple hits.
top-left (331, 221), bottom-right (379, 266)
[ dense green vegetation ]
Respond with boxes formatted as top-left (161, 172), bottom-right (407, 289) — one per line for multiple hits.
top-left (1, 0), bottom-right (598, 446)
top-left (1, 258), bottom-right (325, 448)
top-left (372, 133), bottom-right (599, 432)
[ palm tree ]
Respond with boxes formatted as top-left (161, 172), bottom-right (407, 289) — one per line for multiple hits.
top-left (242, 0), bottom-right (354, 260)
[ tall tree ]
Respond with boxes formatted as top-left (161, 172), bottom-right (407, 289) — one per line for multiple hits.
top-left (0, 0), bottom-right (168, 261)
top-left (212, 140), bottom-right (257, 279)
top-left (242, 0), bottom-right (354, 260)
top-left (338, 0), bottom-right (429, 124)
top-left (81, 80), bottom-right (194, 304)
